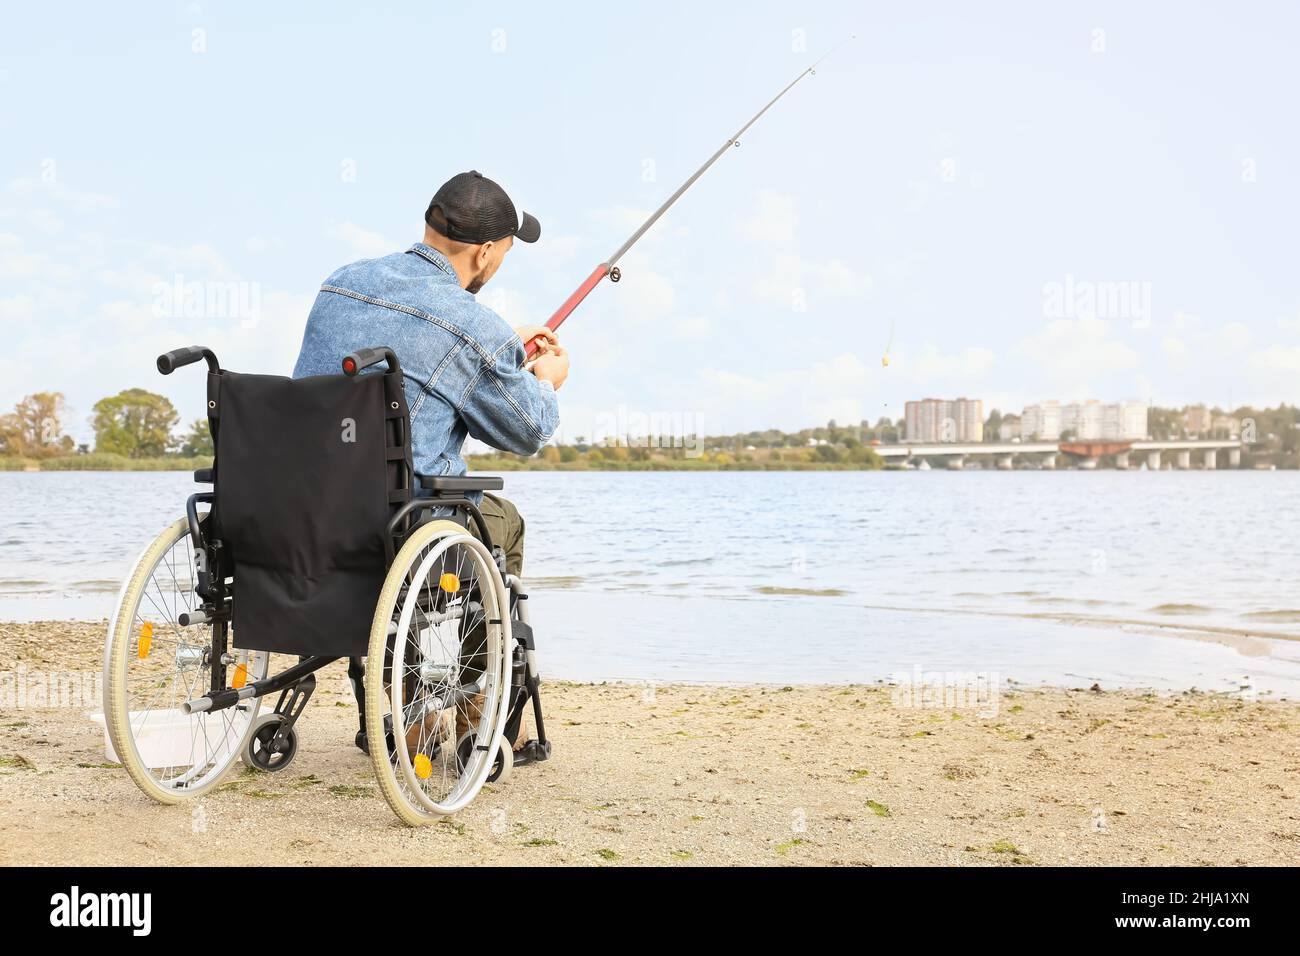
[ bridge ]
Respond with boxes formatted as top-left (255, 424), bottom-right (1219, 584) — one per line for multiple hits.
top-left (872, 438), bottom-right (1243, 470)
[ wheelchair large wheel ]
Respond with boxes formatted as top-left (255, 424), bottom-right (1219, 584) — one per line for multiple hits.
top-left (365, 520), bottom-right (512, 825)
top-left (103, 516), bottom-right (269, 803)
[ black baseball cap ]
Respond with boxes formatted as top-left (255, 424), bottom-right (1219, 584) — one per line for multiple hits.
top-left (425, 170), bottom-right (540, 245)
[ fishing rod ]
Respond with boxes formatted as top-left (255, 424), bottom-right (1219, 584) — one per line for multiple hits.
top-left (525, 40), bottom-right (851, 360)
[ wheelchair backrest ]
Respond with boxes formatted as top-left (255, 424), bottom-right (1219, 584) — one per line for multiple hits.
top-left (209, 366), bottom-right (414, 657)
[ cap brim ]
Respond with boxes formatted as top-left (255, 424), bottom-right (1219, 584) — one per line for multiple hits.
top-left (516, 211), bottom-right (541, 243)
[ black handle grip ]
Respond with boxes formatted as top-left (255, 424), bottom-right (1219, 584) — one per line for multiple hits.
top-left (342, 346), bottom-right (400, 377)
top-left (157, 346), bottom-right (218, 375)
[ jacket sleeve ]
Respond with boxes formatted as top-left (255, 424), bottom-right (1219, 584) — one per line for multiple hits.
top-left (458, 337), bottom-right (559, 456)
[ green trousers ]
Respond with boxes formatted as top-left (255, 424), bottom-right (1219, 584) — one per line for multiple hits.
top-left (472, 492), bottom-right (526, 577)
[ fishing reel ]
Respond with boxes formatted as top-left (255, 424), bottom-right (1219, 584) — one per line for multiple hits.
top-left (609, 266), bottom-right (621, 283)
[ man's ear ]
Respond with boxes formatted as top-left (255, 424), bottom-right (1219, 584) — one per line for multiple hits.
top-left (476, 240), bottom-right (494, 268)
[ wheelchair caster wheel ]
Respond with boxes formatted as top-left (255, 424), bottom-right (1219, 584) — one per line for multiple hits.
top-left (242, 713), bottom-right (298, 773)
top-left (489, 735), bottom-right (513, 784)
top-left (456, 732), bottom-right (513, 785)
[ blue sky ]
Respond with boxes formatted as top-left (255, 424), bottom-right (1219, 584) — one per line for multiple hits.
top-left (1, 1), bottom-right (1297, 444)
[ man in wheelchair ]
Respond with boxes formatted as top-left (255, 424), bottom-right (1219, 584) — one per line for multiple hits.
top-left (294, 169), bottom-right (569, 577)
top-left (100, 172), bottom-right (567, 826)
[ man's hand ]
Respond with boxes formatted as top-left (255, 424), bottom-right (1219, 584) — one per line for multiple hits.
top-left (514, 325), bottom-right (558, 357)
top-left (530, 344), bottom-right (569, 390)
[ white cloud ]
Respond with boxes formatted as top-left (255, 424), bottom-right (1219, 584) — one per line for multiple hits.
top-left (535, 234), bottom-right (580, 261)
top-left (590, 206), bottom-right (688, 245)
top-left (26, 209), bottom-right (63, 234)
top-left (1161, 335), bottom-right (1189, 362)
top-left (615, 264), bottom-right (677, 325)
top-left (479, 286), bottom-right (537, 327)
top-left (898, 344), bottom-right (997, 385)
top-left (752, 253), bottom-right (871, 307)
top-left (5, 177), bottom-right (120, 213)
top-left (698, 367), bottom-right (783, 402)
top-left (692, 352), bottom-right (880, 431)
top-left (1016, 317), bottom-right (1140, 381)
top-left (327, 221), bottom-right (399, 259)
top-left (0, 295), bottom-right (35, 323)
top-left (1249, 344), bottom-right (1300, 374)
top-left (0, 247), bottom-right (77, 282)
top-left (739, 190), bottom-right (797, 242)
top-left (674, 315), bottom-right (712, 340)
top-left (1217, 322), bottom-right (1252, 351)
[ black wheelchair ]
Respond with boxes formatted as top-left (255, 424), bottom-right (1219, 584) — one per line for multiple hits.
top-left (101, 345), bottom-right (551, 825)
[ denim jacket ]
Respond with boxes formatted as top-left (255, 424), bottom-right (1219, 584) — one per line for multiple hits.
top-left (293, 243), bottom-right (558, 489)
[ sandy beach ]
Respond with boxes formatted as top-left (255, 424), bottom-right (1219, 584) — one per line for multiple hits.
top-left (1, 620), bottom-right (1297, 866)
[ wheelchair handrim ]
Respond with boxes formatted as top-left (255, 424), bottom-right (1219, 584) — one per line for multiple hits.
top-left (379, 525), bottom-right (511, 816)
top-left (390, 532), bottom-right (511, 815)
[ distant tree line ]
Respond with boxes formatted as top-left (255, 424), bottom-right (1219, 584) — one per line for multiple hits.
top-left (0, 389), bottom-right (211, 461)
top-left (3, 390), bottom-right (1297, 470)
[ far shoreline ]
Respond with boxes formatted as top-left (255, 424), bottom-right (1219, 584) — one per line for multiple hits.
top-left (5, 614), bottom-right (1295, 700)
top-left (1, 460), bottom-right (1287, 474)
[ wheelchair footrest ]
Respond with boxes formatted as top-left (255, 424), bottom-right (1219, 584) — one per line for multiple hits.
top-left (512, 739), bottom-right (552, 767)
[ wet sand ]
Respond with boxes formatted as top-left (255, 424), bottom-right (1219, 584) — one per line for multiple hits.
top-left (1, 620), bottom-right (1298, 866)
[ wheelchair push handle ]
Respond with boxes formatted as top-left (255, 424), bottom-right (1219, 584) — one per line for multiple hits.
top-left (157, 346), bottom-right (219, 375)
top-left (342, 346), bottom-right (401, 377)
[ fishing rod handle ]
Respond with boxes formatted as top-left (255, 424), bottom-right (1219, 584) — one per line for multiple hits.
top-left (524, 262), bottom-right (611, 359)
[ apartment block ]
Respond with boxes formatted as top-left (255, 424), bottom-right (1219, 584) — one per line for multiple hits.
top-left (905, 398), bottom-right (984, 443)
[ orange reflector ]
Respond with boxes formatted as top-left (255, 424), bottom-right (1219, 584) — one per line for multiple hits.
top-left (137, 622), bottom-right (153, 660)
top-left (232, 663), bottom-right (247, 689)
top-left (413, 753), bottom-right (432, 780)
top-left (439, 573), bottom-right (460, 593)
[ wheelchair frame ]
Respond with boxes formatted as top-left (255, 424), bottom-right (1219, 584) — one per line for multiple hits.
top-left (142, 344), bottom-right (551, 782)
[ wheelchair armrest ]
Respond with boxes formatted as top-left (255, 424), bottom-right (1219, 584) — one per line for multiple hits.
top-left (418, 475), bottom-right (504, 493)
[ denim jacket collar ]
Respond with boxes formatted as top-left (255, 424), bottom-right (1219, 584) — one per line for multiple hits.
top-left (407, 242), bottom-right (458, 279)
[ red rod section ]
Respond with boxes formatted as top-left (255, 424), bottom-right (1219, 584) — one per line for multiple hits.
top-left (524, 263), bottom-right (611, 359)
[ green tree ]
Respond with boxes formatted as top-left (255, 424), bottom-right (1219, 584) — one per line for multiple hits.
top-left (178, 418), bottom-right (213, 457)
top-left (92, 388), bottom-right (179, 458)
top-left (846, 444), bottom-right (884, 468)
top-left (984, 408), bottom-right (1002, 442)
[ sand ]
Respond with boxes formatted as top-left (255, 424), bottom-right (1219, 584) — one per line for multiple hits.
top-left (1, 620), bottom-right (1298, 866)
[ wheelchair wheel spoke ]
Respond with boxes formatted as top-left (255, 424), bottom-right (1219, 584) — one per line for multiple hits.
top-left (107, 516), bottom-right (267, 799)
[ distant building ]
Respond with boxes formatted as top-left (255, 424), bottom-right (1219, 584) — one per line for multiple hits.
top-left (1211, 414), bottom-right (1240, 438)
top-left (1061, 400), bottom-right (1104, 439)
top-left (1115, 402), bottom-right (1149, 440)
top-left (998, 414), bottom-right (1021, 442)
top-left (1183, 405), bottom-right (1213, 435)
top-left (1020, 401), bottom-right (1062, 440)
top-left (1021, 400), bottom-right (1146, 440)
top-left (905, 398), bottom-right (984, 443)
